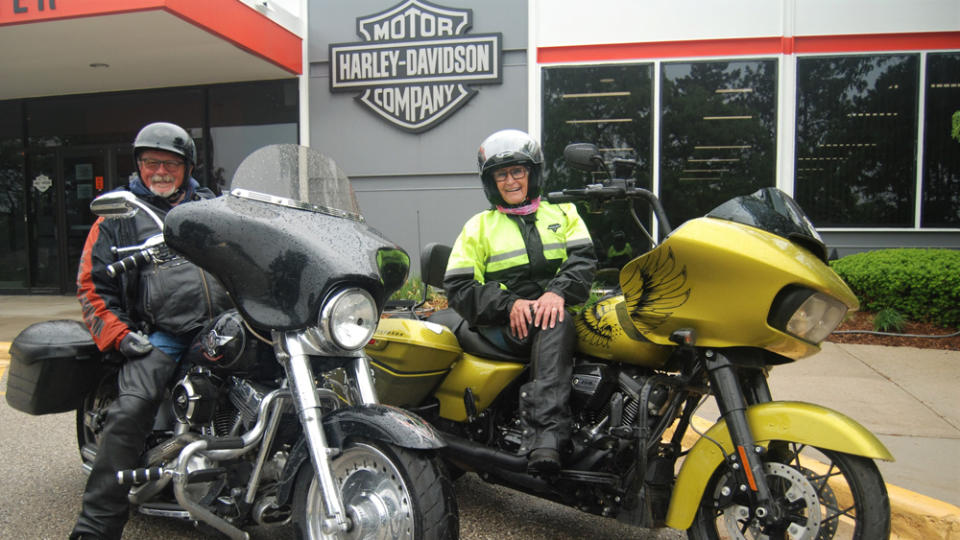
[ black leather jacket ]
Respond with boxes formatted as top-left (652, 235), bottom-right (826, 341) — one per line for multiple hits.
top-left (77, 176), bottom-right (232, 350)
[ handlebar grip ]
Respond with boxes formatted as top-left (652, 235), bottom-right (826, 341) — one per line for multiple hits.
top-left (546, 191), bottom-right (578, 203)
top-left (117, 467), bottom-right (165, 486)
top-left (106, 250), bottom-right (150, 278)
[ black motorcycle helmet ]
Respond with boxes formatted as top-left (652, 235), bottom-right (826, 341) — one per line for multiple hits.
top-left (133, 121), bottom-right (196, 170)
top-left (477, 129), bottom-right (544, 206)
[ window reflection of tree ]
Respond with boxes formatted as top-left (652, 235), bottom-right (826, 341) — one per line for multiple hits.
top-left (542, 64), bottom-right (654, 267)
top-left (922, 52), bottom-right (960, 228)
top-left (795, 55), bottom-right (919, 227)
top-left (660, 60), bottom-right (777, 227)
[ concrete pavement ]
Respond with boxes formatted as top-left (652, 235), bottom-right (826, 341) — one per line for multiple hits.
top-left (1, 294), bottom-right (958, 538)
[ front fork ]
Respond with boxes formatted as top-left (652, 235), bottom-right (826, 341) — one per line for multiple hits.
top-left (275, 332), bottom-right (380, 535)
top-left (703, 349), bottom-right (781, 523)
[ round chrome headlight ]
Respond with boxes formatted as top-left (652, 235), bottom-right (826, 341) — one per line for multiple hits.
top-left (320, 288), bottom-right (378, 351)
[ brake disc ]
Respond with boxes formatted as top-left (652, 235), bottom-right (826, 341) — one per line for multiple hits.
top-left (722, 461), bottom-right (822, 540)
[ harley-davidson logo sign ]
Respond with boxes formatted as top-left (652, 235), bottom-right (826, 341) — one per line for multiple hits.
top-left (329, 0), bottom-right (503, 133)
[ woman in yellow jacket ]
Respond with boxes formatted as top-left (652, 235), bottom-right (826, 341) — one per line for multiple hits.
top-left (444, 129), bottom-right (597, 474)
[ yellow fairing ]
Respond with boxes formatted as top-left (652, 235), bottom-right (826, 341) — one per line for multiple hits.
top-left (434, 354), bottom-right (525, 422)
top-left (619, 218), bottom-right (859, 360)
top-left (664, 401), bottom-right (894, 529)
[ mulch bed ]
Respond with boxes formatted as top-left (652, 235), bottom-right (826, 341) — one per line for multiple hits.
top-left (827, 310), bottom-right (960, 351)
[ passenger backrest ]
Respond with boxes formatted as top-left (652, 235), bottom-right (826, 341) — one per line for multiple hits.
top-left (420, 243), bottom-right (451, 289)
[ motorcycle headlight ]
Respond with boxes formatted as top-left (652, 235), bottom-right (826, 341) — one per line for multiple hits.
top-left (320, 288), bottom-right (378, 351)
top-left (769, 287), bottom-right (849, 344)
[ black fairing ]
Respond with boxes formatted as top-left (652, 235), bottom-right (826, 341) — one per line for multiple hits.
top-left (165, 196), bottom-right (405, 330)
top-left (162, 144), bottom-right (409, 330)
top-left (706, 187), bottom-right (828, 262)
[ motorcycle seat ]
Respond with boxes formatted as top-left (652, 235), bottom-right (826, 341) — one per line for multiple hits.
top-left (426, 309), bottom-right (527, 363)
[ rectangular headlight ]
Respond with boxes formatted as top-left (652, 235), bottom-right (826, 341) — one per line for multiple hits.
top-left (784, 292), bottom-right (848, 344)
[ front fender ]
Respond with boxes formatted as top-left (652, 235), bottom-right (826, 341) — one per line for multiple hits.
top-left (276, 404), bottom-right (445, 506)
top-left (664, 401), bottom-right (893, 530)
top-left (321, 403), bottom-right (446, 450)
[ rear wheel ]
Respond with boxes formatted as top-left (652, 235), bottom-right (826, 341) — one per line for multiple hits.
top-left (75, 371), bottom-right (118, 458)
top-left (687, 442), bottom-right (890, 540)
top-left (292, 439), bottom-right (458, 539)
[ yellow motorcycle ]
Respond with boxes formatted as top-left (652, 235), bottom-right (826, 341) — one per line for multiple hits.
top-left (366, 143), bottom-right (892, 539)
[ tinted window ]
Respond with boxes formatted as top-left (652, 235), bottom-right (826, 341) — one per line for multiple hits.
top-left (660, 60), bottom-right (778, 227)
top-left (0, 101), bottom-right (26, 288)
top-left (208, 80), bottom-right (299, 192)
top-left (542, 64), bottom-right (654, 261)
top-left (921, 52), bottom-right (960, 228)
top-left (795, 54), bottom-right (919, 227)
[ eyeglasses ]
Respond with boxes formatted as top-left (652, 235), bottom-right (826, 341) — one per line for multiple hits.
top-left (493, 166), bottom-right (528, 183)
top-left (139, 158), bottom-right (185, 171)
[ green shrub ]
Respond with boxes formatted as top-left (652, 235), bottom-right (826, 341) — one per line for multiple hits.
top-left (389, 276), bottom-right (447, 303)
top-left (830, 249), bottom-right (960, 327)
top-left (873, 308), bottom-right (906, 333)
top-left (390, 276), bottom-right (425, 301)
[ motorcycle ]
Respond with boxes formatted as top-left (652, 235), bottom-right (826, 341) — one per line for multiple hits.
top-left (5, 144), bottom-right (458, 539)
top-left (365, 142), bottom-right (893, 539)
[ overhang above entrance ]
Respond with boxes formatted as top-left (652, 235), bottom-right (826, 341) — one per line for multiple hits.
top-left (0, 0), bottom-right (302, 101)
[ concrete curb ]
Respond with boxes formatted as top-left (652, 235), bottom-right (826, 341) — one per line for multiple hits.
top-left (1, 341), bottom-right (957, 538)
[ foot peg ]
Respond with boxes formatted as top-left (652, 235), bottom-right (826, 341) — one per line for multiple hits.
top-left (117, 467), bottom-right (166, 486)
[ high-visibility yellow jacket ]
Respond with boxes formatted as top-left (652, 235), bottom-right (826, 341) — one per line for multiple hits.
top-left (443, 201), bottom-right (597, 326)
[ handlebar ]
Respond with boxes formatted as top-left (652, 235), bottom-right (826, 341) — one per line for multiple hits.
top-left (547, 183), bottom-right (673, 239)
top-left (106, 249), bottom-right (152, 278)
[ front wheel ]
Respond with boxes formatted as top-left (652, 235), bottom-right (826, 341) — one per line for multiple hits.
top-left (687, 442), bottom-right (890, 540)
top-left (292, 439), bottom-right (459, 539)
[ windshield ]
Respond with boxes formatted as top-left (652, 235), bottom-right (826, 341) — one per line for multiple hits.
top-left (227, 144), bottom-right (363, 221)
top-left (706, 187), bottom-right (828, 262)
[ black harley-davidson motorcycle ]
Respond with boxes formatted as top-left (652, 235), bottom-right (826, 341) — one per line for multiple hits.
top-left (6, 144), bottom-right (458, 539)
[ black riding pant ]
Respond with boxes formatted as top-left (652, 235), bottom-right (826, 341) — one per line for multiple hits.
top-left (480, 316), bottom-right (576, 453)
top-left (70, 347), bottom-right (178, 540)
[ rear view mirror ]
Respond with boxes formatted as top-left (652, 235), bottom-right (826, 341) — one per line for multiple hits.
top-left (90, 191), bottom-right (139, 219)
top-left (563, 143), bottom-right (603, 172)
top-left (90, 190), bottom-right (165, 229)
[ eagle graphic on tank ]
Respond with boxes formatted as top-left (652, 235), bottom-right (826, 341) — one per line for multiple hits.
top-left (574, 247), bottom-right (688, 368)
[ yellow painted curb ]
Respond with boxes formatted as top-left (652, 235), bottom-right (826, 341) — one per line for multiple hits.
top-left (675, 416), bottom-right (960, 540)
top-left (0, 341), bottom-right (9, 365)
top-left (887, 483), bottom-right (960, 540)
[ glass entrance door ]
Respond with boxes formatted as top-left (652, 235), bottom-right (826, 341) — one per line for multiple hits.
top-left (25, 150), bottom-right (59, 291)
top-left (60, 148), bottom-right (108, 291)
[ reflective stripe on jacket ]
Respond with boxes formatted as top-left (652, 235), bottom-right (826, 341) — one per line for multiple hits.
top-left (443, 201), bottom-right (597, 326)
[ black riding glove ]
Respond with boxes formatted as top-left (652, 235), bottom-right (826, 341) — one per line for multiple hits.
top-left (119, 331), bottom-right (154, 358)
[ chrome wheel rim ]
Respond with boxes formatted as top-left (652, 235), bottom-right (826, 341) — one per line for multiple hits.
top-left (304, 443), bottom-right (415, 539)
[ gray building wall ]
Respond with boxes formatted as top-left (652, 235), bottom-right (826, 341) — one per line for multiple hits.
top-left (308, 0), bottom-right (529, 276)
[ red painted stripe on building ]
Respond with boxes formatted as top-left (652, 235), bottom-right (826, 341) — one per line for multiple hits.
top-left (538, 31), bottom-right (960, 63)
top-left (538, 37), bottom-right (783, 63)
top-left (0, 0), bottom-right (301, 74)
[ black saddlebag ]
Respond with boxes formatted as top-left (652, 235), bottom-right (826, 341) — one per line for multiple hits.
top-left (5, 320), bottom-right (102, 415)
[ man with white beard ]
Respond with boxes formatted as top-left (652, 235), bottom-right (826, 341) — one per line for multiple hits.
top-left (71, 122), bottom-right (231, 540)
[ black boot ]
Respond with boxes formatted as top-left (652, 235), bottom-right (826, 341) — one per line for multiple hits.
top-left (70, 348), bottom-right (177, 540)
top-left (518, 317), bottom-right (576, 475)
